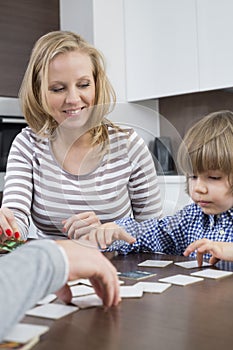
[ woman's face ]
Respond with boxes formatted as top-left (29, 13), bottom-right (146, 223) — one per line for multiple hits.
top-left (46, 50), bottom-right (96, 129)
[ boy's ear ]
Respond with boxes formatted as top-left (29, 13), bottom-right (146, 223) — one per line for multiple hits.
top-left (185, 177), bottom-right (190, 195)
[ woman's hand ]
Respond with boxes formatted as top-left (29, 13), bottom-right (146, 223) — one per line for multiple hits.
top-left (62, 211), bottom-right (101, 239)
top-left (80, 222), bottom-right (136, 250)
top-left (0, 207), bottom-right (21, 240)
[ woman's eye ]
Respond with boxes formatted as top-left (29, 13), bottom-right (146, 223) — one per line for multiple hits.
top-left (79, 83), bottom-right (90, 89)
top-left (50, 87), bottom-right (64, 92)
top-left (209, 176), bottom-right (221, 180)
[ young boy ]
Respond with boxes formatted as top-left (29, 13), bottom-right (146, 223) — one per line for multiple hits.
top-left (82, 110), bottom-right (233, 261)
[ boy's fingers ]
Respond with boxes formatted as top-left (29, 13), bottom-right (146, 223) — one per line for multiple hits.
top-left (196, 251), bottom-right (204, 267)
top-left (119, 229), bottom-right (136, 244)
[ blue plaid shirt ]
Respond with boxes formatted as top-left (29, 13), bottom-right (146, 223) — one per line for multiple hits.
top-left (108, 203), bottom-right (233, 258)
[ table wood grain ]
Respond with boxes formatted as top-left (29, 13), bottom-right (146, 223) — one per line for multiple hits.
top-left (25, 252), bottom-right (233, 350)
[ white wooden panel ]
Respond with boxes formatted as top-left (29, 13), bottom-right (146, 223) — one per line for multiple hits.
top-left (124, 0), bottom-right (199, 101)
top-left (197, 0), bottom-right (233, 91)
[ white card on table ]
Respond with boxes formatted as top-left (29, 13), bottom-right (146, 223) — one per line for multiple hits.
top-left (37, 293), bottom-right (57, 305)
top-left (159, 274), bottom-right (203, 286)
top-left (191, 269), bottom-right (233, 279)
top-left (120, 285), bottom-right (143, 298)
top-left (70, 285), bottom-right (95, 297)
top-left (25, 303), bottom-right (78, 319)
top-left (68, 278), bottom-right (92, 287)
top-left (72, 294), bottom-right (103, 309)
top-left (135, 281), bottom-right (172, 293)
top-left (175, 261), bottom-right (212, 269)
top-left (3, 323), bottom-right (49, 343)
top-left (138, 260), bottom-right (173, 268)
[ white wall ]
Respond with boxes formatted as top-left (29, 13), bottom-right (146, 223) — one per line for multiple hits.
top-left (0, 97), bottom-right (22, 115)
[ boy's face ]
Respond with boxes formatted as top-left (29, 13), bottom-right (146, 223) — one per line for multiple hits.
top-left (188, 170), bottom-right (233, 215)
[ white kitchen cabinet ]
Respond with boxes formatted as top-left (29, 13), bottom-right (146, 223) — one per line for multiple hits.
top-left (60, 0), bottom-right (233, 101)
top-left (124, 0), bottom-right (199, 101)
top-left (197, 0), bottom-right (233, 91)
top-left (124, 0), bottom-right (233, 100)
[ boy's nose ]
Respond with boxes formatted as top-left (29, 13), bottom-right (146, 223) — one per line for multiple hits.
top-left (194, 178), bottom-right (208, 193)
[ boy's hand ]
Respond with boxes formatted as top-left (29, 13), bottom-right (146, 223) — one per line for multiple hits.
top-left (184, 238), bottom-right (233, 266)
top-left (79, 222), bottom-right (136, 250)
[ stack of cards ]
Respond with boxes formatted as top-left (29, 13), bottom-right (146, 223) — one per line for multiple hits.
top-left (1, 323), bottom-right (49, 349)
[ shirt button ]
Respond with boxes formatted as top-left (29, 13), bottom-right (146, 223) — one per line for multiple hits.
top-left (219, 229), bottom-right (225, 235)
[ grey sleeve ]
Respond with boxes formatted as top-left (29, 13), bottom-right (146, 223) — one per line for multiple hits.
top-left (0, 239), bottom-right (67, 341)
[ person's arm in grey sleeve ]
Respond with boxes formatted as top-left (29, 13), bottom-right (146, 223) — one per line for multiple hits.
top-left (0, 240), bottom-right (67, 341)
top-left (0, 238), bottom-right (121, 341)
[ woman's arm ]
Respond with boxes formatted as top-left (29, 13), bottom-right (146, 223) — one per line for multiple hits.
top-left (127, 130), bottom-right (162, 221)
top-left (2, 129), bottom-right (34, 239)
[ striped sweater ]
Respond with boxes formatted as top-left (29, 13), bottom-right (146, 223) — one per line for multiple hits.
top-left (2, 126), bottom-right (162, 239)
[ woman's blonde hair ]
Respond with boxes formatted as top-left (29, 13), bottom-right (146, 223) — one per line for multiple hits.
top-left (19, 30), bottom-right (117, 144)
top-left (177, 110), bottom-right (233, 191)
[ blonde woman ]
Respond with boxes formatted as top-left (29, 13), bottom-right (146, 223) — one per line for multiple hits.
top-left (0, 31), bottom-right (162, 241)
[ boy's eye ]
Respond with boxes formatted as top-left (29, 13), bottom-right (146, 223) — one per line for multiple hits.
top-left (209, 176), bottom-right (221, 180)
top-left (187, 175), bottom-right (197, 180)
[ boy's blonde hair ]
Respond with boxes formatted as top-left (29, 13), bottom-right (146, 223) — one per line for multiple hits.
top-left (177, 110), bottom-right (233, 191)
top-left (19, 30), bottom-right (117, 143)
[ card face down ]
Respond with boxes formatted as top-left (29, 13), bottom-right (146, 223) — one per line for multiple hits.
top-left (191, 269), bottom-right (233, 279)
top-left (174, 261), bottom-right (212, 269)
top-left (72, 294), bottom-right (103, 309)
top-left (25, 304), bottom-right (78, 320)
top-left (135, 282), bottom-right (172, 293)
top-left (118, 270), bottom-right (157, 280)
top-left (159, 274), bottom-right (204, 286)
top-left (138, 260), bottom-right (173, 268)
top-left (120, 285), bottom-right (143, 298)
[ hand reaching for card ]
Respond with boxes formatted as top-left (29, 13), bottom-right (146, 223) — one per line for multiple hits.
top-left (56, 239), bottom-right (121, 308)
top-left (184, 238), bottom-right (233, 266)
top-left (79, 223), bottom-right (136, 250)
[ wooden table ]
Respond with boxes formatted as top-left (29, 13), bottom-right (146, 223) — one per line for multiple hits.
top-left (25, 252), bottom-right (233, 350)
